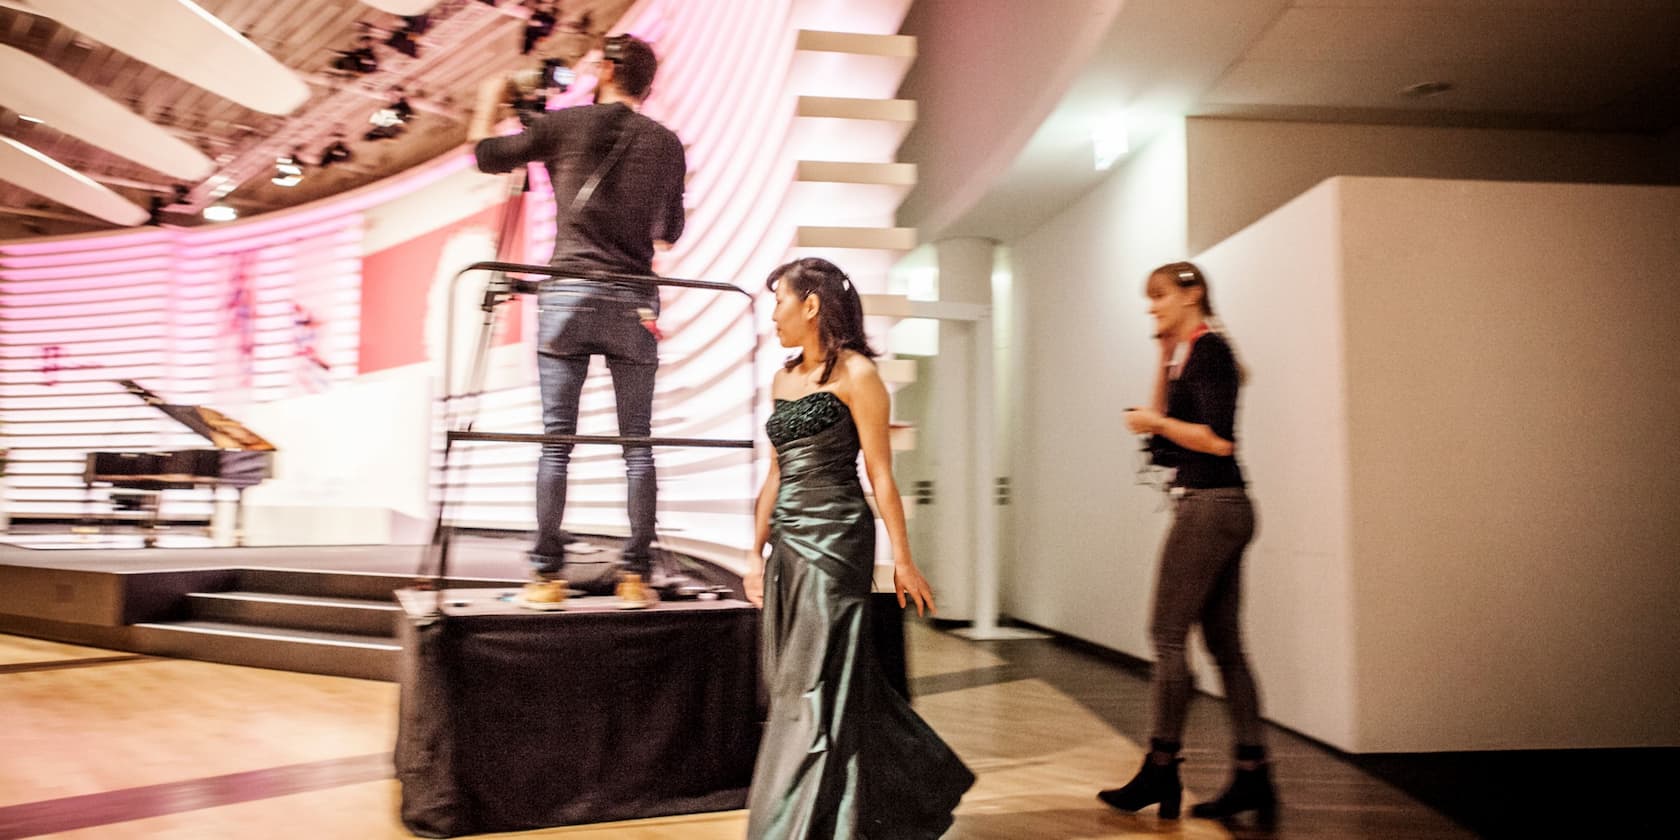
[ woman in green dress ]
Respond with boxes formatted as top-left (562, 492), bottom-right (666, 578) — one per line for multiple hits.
top-left (743, 257), bottom-right (974, 839)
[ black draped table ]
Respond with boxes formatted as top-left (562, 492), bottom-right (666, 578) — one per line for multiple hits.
top-left (393, 587), bottom-right (762, 838)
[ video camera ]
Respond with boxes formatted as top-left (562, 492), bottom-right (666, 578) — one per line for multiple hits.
top-left (511, 58), bottom-right (576, 126)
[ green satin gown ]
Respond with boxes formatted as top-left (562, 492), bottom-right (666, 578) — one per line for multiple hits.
top-left (747, 391), bottom-right (975, 840)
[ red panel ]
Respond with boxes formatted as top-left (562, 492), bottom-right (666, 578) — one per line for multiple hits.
top-left (358, 202), bottom-right (527, 374)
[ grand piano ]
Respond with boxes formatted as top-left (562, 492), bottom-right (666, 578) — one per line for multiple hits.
top-left (83, 380), bottom-right (276, 546)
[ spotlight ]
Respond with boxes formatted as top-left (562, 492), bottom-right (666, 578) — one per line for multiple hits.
top-left (319, 138), bottom-right (352, 168)
top-left (332, 45), bottom-right (378, 74)
top-left (386, 29), bottom-right (419, 59)
top-left (203, 203), bottom-right (238, 222)
top-left (364, 97), bottom-right (412, 141)
top-left (522, 5), bottom-right (556, 54)
top-left (271, 153), bottom-right (303, 187)
top-left (332, 32), bottom-right (378, 74)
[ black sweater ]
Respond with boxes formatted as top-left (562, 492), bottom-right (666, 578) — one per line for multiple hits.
top-left (1153, 331), bottom-right (1245, 489)
top-left (474, 103), bottom-right (686, 278)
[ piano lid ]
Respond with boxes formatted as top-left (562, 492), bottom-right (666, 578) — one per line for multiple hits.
top-left (115, 379), bottom-right (277, 452)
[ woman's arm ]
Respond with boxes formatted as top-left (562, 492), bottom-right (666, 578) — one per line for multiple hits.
top-left (743, 448), bottom-right (779, 607)
top-left (1145, 414), bottom-right (1233, 456)
top-left (846, 357), bottom-right (936, 616)
top-left (1124, 337), bottom-right (1237, 456)
top-left (750, 448), bottom-right (780, 559)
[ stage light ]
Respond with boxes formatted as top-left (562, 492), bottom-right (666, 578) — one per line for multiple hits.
top-left (386, 29), bottom-right (419, 59)
top-left (364, 96), bottom-right (412, 141)
top-left (522, 5), bottom-right (556, 54)
top-left (318, 138), bottom-right (352, 168)
top-left (332, 45), bottom-right (378, 74)
top-left (202, 203), bottom-right (237, 222)
top-left (332, 31), bottom-right (379, 75)
top-left (271, 153), bottom-right (303, 187)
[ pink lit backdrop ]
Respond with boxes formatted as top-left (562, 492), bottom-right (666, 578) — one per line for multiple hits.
top-left (0, 0), bottom-right (917, 551)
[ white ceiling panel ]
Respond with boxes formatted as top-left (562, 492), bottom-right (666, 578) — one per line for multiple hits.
top-left (0, 135), bottom-right (148, 225)
top-left (13, 0), bottom-right (310, 115)
top-left (359, 0), bottom-right (439, 15)
top-left (0, 44), bottom-right (212, 179)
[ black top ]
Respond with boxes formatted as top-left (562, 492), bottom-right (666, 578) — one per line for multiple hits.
top-left (474, 103), bottom-right (687, 280)
top-left (766, 391), bottom-right (848, 447)
top-left (1154, 331), bottom-right (1245, 488)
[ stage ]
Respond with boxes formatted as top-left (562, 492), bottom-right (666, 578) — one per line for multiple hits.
top-left (0, 531), bottom-right (745, 681)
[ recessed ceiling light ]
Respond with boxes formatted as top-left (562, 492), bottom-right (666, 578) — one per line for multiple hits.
top-left (1092, 112), bottom-right (1130, 171)
top-left (18, 114), bottom-right (43, 123)
top-left (1400, 81), bottom-right (1455, 99)
top-left (203, 204), bottom-right (238, 222)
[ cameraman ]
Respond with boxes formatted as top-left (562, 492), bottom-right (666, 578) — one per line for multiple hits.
top-left (468, 35), bottom-right (687, 582)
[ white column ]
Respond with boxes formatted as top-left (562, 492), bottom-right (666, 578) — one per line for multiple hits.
top-left (932, 237), bottom-right (1045, 640)
top-left (916, 238), bottom-right (989, 619)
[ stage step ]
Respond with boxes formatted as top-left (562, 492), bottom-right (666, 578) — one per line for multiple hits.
top-left (129, 620), bottom-right (400, 681)
top-left (127, 569), bottom-right (524, 681)
top-left (234, 568), bottom-right (512, 602)
top-left (185, 591), bottom-right (401, 638)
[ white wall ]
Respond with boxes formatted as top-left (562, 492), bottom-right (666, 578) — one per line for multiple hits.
top-left (1193, 181), bottom-right (1358, 749)
top-left (1007, 166), bottom-right (1680, 752)
top-left (1005, 121), bottom-right (1187, 656)
top-left (1185, 117), bottom-right (1673, 254)
top-left (1335, 177), bottom-right (1680, 751)
top-left (240, 367), bottom-right (433, 545)
top-left (895, 0), bottom-right (1121, 238)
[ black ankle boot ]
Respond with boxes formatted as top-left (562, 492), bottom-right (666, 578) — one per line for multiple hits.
top-left (1098, 750), bottom-right (1183, 819)
top-left (1190, 762), bottom-right (1277, 825)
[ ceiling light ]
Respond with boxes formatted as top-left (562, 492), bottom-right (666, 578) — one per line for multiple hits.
top-left (18, 114), bottom-right (43, 124)
top-left (203, 203), bottom-right (238, 222)
top-left (332, 30), bottom-right (379, 75)
top-left (271, 154), bottom-right (303, 187)
top-left (386, 29), bottom-right (420, 59)
top-left (1399, 81), bottom-right (1455, 99)
top-left (365, 96), bottom-right (413, 141)
top-left (1092, 112), bottom-right (1130, 171)
top-left (522, 5), bottom-right (557, 54)
top-left (319, 138), bottom-right (353, 168)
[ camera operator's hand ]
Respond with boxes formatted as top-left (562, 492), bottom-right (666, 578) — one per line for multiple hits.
top-left (468, 73), bottom-right (518, 142)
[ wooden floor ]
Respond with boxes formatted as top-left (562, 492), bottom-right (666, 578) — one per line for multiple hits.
top-left (0, 624), bottom-right (1479, 839)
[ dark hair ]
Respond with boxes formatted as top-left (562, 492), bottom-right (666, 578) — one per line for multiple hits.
top-left (602, 34), bottom-right (657, 100)
top-left (767, 257), bottom-right (878, 385)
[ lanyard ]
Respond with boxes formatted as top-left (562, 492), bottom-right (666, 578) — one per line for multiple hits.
top-left (1168, 322), bottom-right (1211, 379)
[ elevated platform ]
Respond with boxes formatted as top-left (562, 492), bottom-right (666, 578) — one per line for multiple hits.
top-left (0, 534), bottom-right (743, 681)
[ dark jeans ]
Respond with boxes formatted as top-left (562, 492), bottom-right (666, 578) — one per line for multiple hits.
top-left (531, 282), bottom-right (658, 574)
top-left (1148, 486), bottom-right (1264, 748)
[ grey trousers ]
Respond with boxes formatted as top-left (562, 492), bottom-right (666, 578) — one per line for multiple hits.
top-left (1148, 486), bottom-right (1265, 748)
